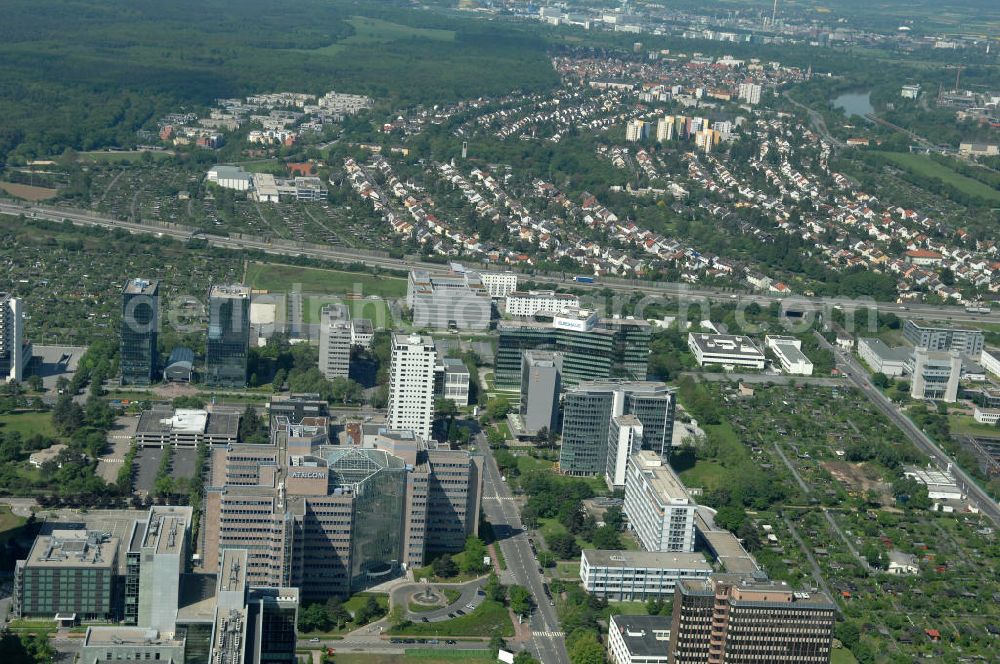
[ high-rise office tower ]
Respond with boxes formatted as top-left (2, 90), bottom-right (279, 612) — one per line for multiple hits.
top-left (120, 278), bottom-right (159, 385)
top-left (319, 304), bottom-right (352, 380)
top-left (606, 414), bottom-right (643, 491)
top-left (519, 350), bottom-right (561, 436)
top-left (205, 284), bottom-right (251, 388)
top-left (0, 293), bottom-right (29, 383)
top-left (560, 380), bottom-right (675, 476)
top-left (670, 574), bottom-right (835, 664)
top-left (387, 333), bottom-right (437, 440)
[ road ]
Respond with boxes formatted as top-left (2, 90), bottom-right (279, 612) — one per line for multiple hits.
top-left (2, 199), bottom-right (998, 325)
top-left (783, 91), bottom-right (845, 149)
top-left (813, 332), bottom-right (1000, 526)
top-left (476, 433), bottom-right (570, 664)
top-left (389, 577), bottom-right (487, 622)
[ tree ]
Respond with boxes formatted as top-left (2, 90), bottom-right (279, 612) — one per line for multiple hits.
top-left (486, 397), bottom-right (511, 421)
top-left (299, 603), bottom-right (332, 632)
top-left (537, 550), bottom-right (557, 569)
top-left (484, 572), bottom-right (506, 602)
top-left (325, 597), bottom-right (351, 629)
top-left (461, 536), bottom-right (488, 575)
top-left (433, 555), bottom-right (458, 579)
top-left (567, 631), bottom-right (605, 664)
top-left (26, 375), bottom-right (43, 393)
top-left (388, 604), bottom-right (410, 629)
top-left (238, 404), bottom-right (267, 444)
top-left (871, 372), bottom-right (890, 389)
top-left (713, 505), bottom-right (747, 532)
top-left (489, 630), bottom-right (507, 658)
top-left (354, 595), bottom-right (385, 624)
top-left (514, 653), bottom-right (540, 664)
top-left (591, 525), bottom-right (621, 550)
top-left (603, 506), bottom-right (624, 531)
top-left (547, 532), bottom-right (580, 560)
top-left (835, 620), bottom-right (861, 649)
top-left (508, 585), bottom-right (534, 618)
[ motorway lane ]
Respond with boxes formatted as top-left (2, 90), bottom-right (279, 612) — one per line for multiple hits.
top-left (813, 333), bottom-right (1000, 526)
top-left (2, 200), bottom-right (998, 324)
top-left (477, 433), bottom-right (570, 664)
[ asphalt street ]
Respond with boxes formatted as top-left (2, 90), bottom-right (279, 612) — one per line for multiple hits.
top-left (477, 433), bottom-right (570, 664)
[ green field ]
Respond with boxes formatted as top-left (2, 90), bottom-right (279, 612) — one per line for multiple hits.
top-left (0, 411), bottom-right (58, 439)
top-left (388, 600), bottom-right (513, 637)
top-left (78, 150), bottom-right (173, 163)
top-left (0, 506), bottom-right (28, 547)
top-left (831, 648), bottom-right (859, 664)
top-left (301, 295), bottom-right (394, 326)
top-left (246, 262), bottom-right (407, 298)
top-left (344, 17), bottom-right (456, 44)
top-left (678, 459), bottom-right (728, 491)
top-left (948, 414), bottom-right (1000, 438)
top-left (331, 652), bottom-right (492, 664)
top-left (874, 152), bottom-right (1000, 205)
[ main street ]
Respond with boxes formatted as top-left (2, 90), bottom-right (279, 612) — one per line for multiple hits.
top-left (2, 200), bottom-right (997, 324)
top-left (814, 332), bottom-right (1000, 526)
top-left (476, 432), bottom-right (570, 664)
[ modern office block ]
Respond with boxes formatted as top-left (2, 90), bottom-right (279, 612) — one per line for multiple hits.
top-left (687, 333), bottom-right (765, 369)
top-left (669, 575), bottom-right (835, 664)
top-left (203, 426), bottom-right (482, 602)
top-left (764, 335), bottom-right (813, 376)
top-left (0, 293), bottom-right (30, 383)
top-left (858, 338), bottom-right (910, 377)
top-left (435, 357), bottom-right (470, 406)
top-left (903, 320), bottom-right (984, 357)
top-left (606, 415), bottom-right (643, 491)
top-left (560, 381), bottom-right (675, 476)
top-left (581, 549), bottom-right (711, 601)
top-left (407, 269), bottom-right (492, 330)
top-left (504, 290), bottom-right (580, 317)
top-left (624, 451), bottom-right (696, 552)
top-left (909, 347), bottom-right (962, 402)
top-left (135, 507), bottom-right (192, 633)
top-left (205, 284), bottom-right (251, 388)
top-left (14, 530), bottom-right (119, 620)
top-left (496, 312), bottom-right (651, 390)
top-left (388, 333), bottom-right (437, 440)
top-left (518, 350), bottom-right (561, 436)
top-left (319, 304), bottom-right (352, 380)
top-left (121, 278), bottom-right (159, 385)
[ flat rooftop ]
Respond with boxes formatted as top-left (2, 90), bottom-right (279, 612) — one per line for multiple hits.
top-left (771, 341), bottom-right (810, 365)
top-left (210, 284), bottom-right (251, 299)
top-left (123, 278), bottom-right (159, 295)
top-left (84, 627), bottom-right (184, 647)
top-left (633, 451), bottom-right (691, 503)
top-left (142, 507), bottom-right (190, 555)
top-left (582, 549), bottom-right (712, 571)
top-left (609, 615), bottom-right (671, 658)
top-left (859, 338), bottom-right (911, 363)
top-left (689, 333), bottom-right (764, 358)
top-left (25, 531), bottom-right (118, 569)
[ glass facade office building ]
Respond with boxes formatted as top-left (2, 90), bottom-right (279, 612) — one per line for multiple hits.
top-left (120, 278), bottom-right (159, 386)
top-left (205, 285), bottom-right (251, 388)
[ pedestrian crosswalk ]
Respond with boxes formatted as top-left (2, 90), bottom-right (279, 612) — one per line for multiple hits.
top-left (483, 496), bottom-right (517, 501)
top-left (533, 631), bottom-right (564, 638)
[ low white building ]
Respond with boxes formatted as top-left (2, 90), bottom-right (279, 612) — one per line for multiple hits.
top-left (858, 338), bottom-right (910, 377)
top-left (974, 406), bottom-right (1000, 425)
top-left (477, 270), bottom-right (519, 299)
top-left (207, 165), bottom-right (251, 191)
top-left (607, 615), bottom-right (671, 664)
top-left (903, 466), bottom-right (963, 501)
top-left (580, 549), bottom-right (712, 601)
top-left (887, 550), bottom-right (919, 575)
top-left (764, 335), bottom-right (813, 376)
top-left (687, 333), bottom-right (765, 369)
top-left (980, 348), bottom-right (1000, 379)
top-left (505, 290), bottom-right (580, 318)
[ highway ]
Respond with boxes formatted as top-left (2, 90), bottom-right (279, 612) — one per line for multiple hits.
top-left (814, 332), bottom-right (1000, 526)
top-left (2, 199), bottom-right (999, 325)
top-left (476, 432), bottom-right (570, 664)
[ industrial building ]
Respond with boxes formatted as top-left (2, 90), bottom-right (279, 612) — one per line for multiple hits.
top-left (406, 269), bottom-right (492, 331)
top-left (624, 451), bottom-right (697, 553)
top-left (495, 311), bottom-right (651, 390)
top-left (669, 575), bottom-right (835, 664)
top-left (687, 333), bottom-right (765, 369)
top-left (120, 278), bottom-right (160, 386)
top-left (580, 549), bottom-right (712, 601)
top-left (560, 381), bottom-right (675, 476)
top-left (205, 284), bottom-right (251, 388)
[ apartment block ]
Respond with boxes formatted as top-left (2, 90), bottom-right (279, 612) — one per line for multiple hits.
top-left (624, 451), bottom-right (696, 553)
top-left (319, 304), bottom-right (352, 380)
top-left (606, 415), bottom-right (644, 491)
top-left (0, 293), bottom-right (30, 383)
top-left (388, 333), bottom-right (437, 440)
top-left (504, 290), bottom-right (580, 317)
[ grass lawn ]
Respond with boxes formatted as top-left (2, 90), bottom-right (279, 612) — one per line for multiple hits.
top-left (77, 150), bottom-right (173, 163)
top-left (515, 454), bottom-right (554, 475)
top-left (873, 152), bottom-right (1000, 204)
top-left (343, 593), bottom-right (389, 622)
top-left (343, 17), bottom-right (456, 44)
top-left (538, 517), bottom-right (597, 554)
top-left (0, 506), bottom-right (28, 547)
top-left (947, 414), bottom-right (1000, 437)
top-left (245, 262), bottom-right (407, 298)
top-left (678, 460), bottom-right (728, 492)
top-left (605, 601), bottom-right (648, 616)
top-left (331, 652), bottom-right (491, 664)
top-left (300, 295), bottom-right (394, 326)
top-left (554, 561), bottom-right (579, 579)
top-left (412, 555), bottom-right (480, 583)
top-left (0, 411), bottom-right (58, 440)
top-left (388, 600), bottom-right (513, 637)
top-left (830, 648), bottom-right (859, 664)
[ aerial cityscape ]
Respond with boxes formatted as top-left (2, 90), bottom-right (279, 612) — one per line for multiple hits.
top-left (1, 1), bottom-right (999, 664)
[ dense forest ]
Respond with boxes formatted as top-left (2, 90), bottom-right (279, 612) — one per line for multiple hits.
top-left (0, 0), bottom-right (558, 163)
